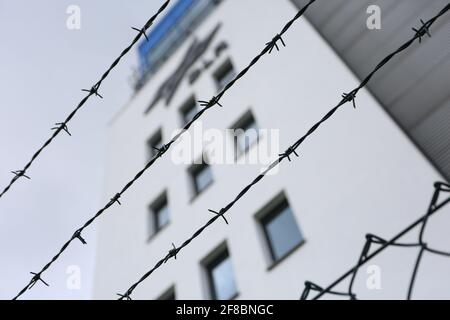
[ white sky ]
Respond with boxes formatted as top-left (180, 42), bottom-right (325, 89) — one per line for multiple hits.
top-left (0, 0), bottom-right (162, 299)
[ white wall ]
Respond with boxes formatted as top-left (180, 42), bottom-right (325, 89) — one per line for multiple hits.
top-left (94, 0), bottom-right (445, 300)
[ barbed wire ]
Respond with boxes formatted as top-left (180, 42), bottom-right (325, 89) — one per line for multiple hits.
top-left (115, 4), bottom-right (450, 300)
top-left (11, 0), bottom-right (319, 300)
top-left (0, 0), bottom-right (171, 201)
top-left (301, 182), bottom-right (450, 300)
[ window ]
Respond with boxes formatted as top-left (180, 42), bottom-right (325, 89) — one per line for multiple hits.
top-left (213, 59), bottom-right (236, 91)
top-left (158, 286), bottom-right (176, 300)
top-left (180, 97), bottom-right (198, 126)
top-left (148, 129), bottom-right (163, 159)
top-left (259, 198), bottom-right (304, 263)
top-left (205, 247), bottom-right (238, 300)
top-left (232, 111), bottom-right (259, 154)
top-left (189, 162), bottom-right (214, 196)
top-left (150, 192), bottom-right (170, 235)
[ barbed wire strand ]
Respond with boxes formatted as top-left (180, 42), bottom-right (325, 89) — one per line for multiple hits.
top-left (0, 0), bottom-right (171, 201)
top-left (301, 182), bottom-right (450, 300)
top-left (12, 0), bottom-right (319, 300)
top-left (116, 4), bottom-right (450, 300)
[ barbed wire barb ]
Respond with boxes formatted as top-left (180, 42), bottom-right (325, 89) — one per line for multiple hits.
top-left (29, 272), bottom-right (49, 288)
top-left (209, 209), bottom-right (229, 225)
top-left (341, 90), bottom-right (358, 109)
top-left (132, 27), bottom-right (149, 42)
top-left (117, 292), bottom-right (132, 300)
top-left (11, 170), bottom-right (30, 180)
top-left (164, 243), bottom-right (178, 263)
top-left (266, 34), bottom-right (286, 53)
top-left (412, 19), bottom-right (432, 43)
top-left (152, 144), bottom-right (170, 158)
top-left (81, 84), bottom-right (103, 99)
top-left (110, 193), bottom-right (122, 206)
top-left (51, 123), bottom-right (71, 136)
top-left (279, 146), bottom-right (299, 162)
top-left (72, 230), bottom-right (87, 245)
top-left (198, 96), bottom-right (223, 108)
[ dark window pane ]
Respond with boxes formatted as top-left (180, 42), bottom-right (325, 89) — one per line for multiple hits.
top-left (208, 252), bottom-right (237, 300)
top-left (155, 203), bottom-right (169, 231)
top-left (235, 115), bottom-right (259, 153)
top-left (192, 164), bottom-right (213, 195)
top-left (148, 130), bottom-right (163, 159)
top-left (151, 194), bottom-right (169, 235)
top-left (263, 203), bottom-right (303, 261)
top-left (182, 100), bottom-right (198, 125)
top-left (214, 59), bottom-right (236, 91)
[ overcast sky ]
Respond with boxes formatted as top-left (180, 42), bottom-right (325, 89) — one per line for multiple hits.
top-left (0, 0), bottom-right (163, 299)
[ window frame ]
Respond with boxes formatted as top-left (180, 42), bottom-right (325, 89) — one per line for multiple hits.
top-left (231, 110), bottom-right (260, 156)
top-left (149, 191), bottom-right (170, 237)
top-left (204, 246), bottom-right (238, 300)
top-left (213, 58), bottom-right (236, 92)
top-left (256, 194), bottom-right (305, 266)
top-left (147, 128), bottom-right (163, 160)
top-left (189, 162), bottom-right (214, 197)
top-left (179, 96), bottom-right (199, 126)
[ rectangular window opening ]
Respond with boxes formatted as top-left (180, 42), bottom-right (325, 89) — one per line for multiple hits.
top-left (180, 96), bottom-right (199, 126)
top-left (203, 245), bottom-right (238, 300)
top-left (258, 195), bottom-right (304, 264)
top-left (149, 192), bottom-right (170, 237)
top-left (213, 58), bottom-right (236, 92)
top-left (232, 111), bottom-right (260, 155)
top-left (189, 162), bottom-right (214, 196)
top-left (148, 129), bottom-right (163, 160)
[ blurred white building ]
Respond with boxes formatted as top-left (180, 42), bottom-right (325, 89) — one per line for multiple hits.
top-left (94, 0), bottom-right (448, 300)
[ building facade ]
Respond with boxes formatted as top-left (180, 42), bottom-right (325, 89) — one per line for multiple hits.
top-left (94, 0), bottom-right (447, 300)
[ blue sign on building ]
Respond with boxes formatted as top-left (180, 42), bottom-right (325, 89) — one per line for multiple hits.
top-left (135, 0), bottom-right (222, 89)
